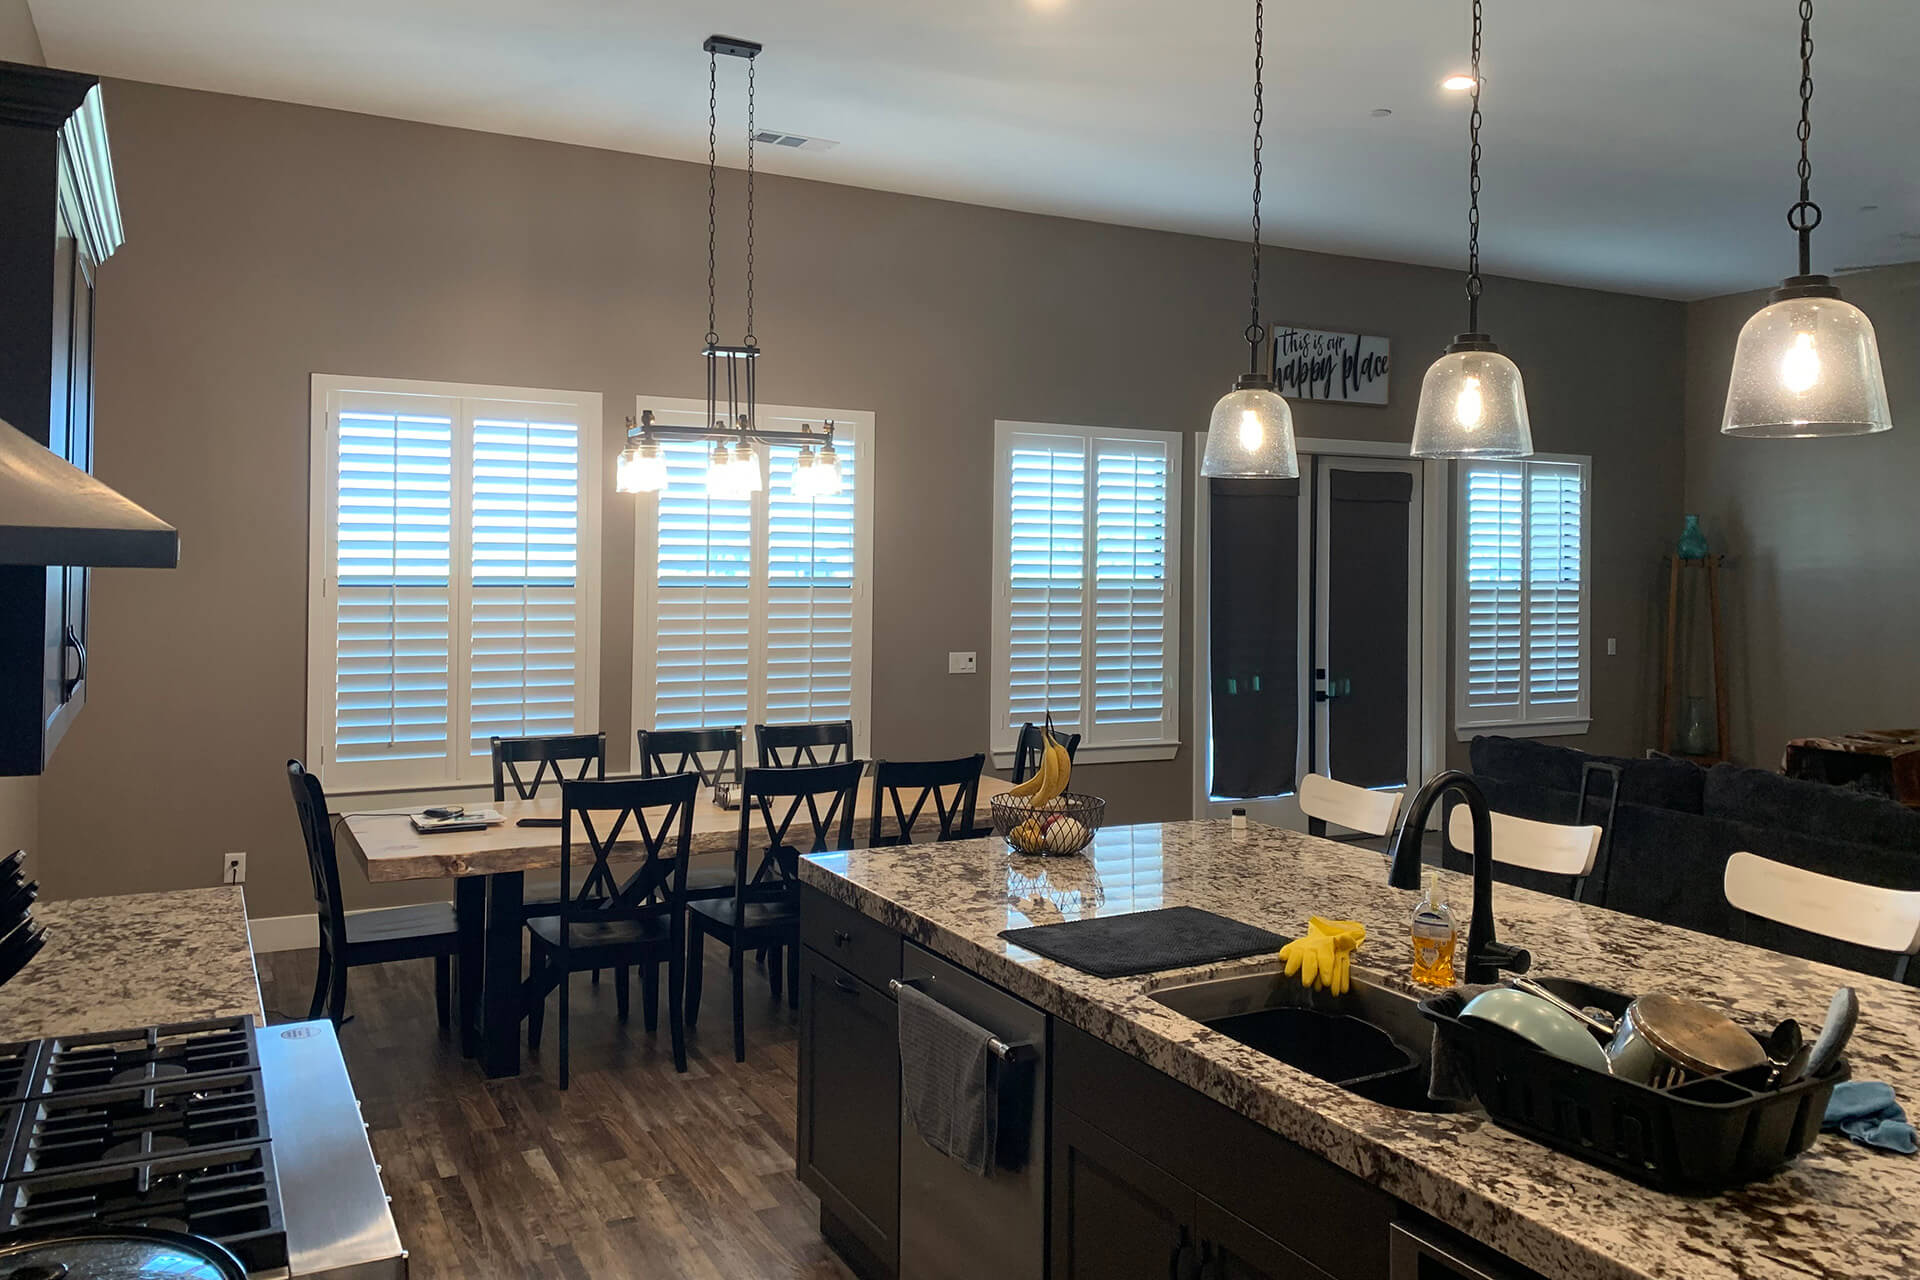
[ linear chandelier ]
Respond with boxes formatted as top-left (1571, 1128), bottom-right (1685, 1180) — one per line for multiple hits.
top-left (617, 35), bottom-right (844, 500)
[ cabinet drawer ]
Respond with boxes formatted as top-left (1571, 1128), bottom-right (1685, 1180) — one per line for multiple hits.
top-left (801, 887), bottom-right (901, 990)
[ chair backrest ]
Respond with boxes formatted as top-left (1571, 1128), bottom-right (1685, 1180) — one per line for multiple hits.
top-left (869, 754), bottom-right (986, 846)
top-left (755, 720), bottom-right (854, 767)
top-left (1011, 722), bottom-right (1081, 784)
top-left (491, 732), bottom-right (607, 801)
top-left (1298, 774), bottom-right (1403, 838)
top-left (1724, 851), bottom-right (1920, 961)
top-left (639, 726), bottom-right (743, 789)
top-left (556, 773), bottom-right (699, 945)
top-left (1447, 806), bottom-right (1603, 878)
top-left (736, 761), bottom-right (864, 906)
top-left (286, 760), bottom-right (348, 959)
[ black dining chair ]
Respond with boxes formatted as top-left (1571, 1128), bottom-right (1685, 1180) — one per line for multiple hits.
top-left (1010, 722), bottom-right (1082, 783)
top-left (524, 772), bottom-right (699, 1086)
top-left (687, 760), bottom-right (862, 1062)
top-left (755, 720), bottom-right (855, 767)
top-left (868, 754), bottom-right (988, 845)
top-left (639, 726), bottom-right (749, 906)
top-left (286, 760), bottom-right (460, 1029)
top-left (490, 732), bottom-right (607, 801)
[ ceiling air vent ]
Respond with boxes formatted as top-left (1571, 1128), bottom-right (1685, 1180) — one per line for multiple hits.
top-left (752, 129), bottom-right (839, 153)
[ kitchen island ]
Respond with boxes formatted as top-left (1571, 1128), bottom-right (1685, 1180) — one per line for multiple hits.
top-left (0, 885), bottom-right (262, 1038)
top-left (798, 820), bottom-right (1920, 1280)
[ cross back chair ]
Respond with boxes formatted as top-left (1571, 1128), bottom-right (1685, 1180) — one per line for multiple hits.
top-left (286, 760), bottom-right (459, 1029)
top-left (525, 772), bottom-right (700, 1086)
top-left (490, 732), bottom-right (607, 801)
top-left (639, 726), bottom-right (744, 788)
top-left (688, 760), bottom-right (863, 1062)
top-left (1299, 772), bottom-right (1404, 841)
top-left (1010, 722), bottom-right (1081, 784)
top-left (869, 754), bottom-right (988, 846)
top-left (755, 720), bottom-right (855, 767)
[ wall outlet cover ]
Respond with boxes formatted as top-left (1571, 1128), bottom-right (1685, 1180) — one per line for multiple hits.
top-left (223, 851), bottom-right (246, 885)
top-left (948, 651), bottom-right (977, 674)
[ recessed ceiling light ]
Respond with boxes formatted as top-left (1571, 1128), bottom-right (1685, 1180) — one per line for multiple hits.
top-left (1371, 107), bottom-right (1393, 118)
top-left (1441, 74), bottom-right (1478, 91)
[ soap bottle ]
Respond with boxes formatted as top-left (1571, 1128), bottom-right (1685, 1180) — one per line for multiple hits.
top-left (1409, 890), bottom-right (1457, 988)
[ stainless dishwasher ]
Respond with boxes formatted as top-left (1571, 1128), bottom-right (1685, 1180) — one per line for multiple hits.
top-left (896, 943), bottom-right (1048, 1280)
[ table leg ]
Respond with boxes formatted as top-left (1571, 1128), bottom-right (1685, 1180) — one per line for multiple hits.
top-left (454, 877), bottom-right (485, 1059)
top-left (481, 871), bottom-right (524, 1079)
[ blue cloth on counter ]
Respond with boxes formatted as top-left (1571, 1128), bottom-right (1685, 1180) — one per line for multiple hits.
top-left (1823, 1081), bottom-right (1918, 1154)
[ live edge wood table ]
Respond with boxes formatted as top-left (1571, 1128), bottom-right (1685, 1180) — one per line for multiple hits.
top-left (336, 777), bottom-right (1012, 1077)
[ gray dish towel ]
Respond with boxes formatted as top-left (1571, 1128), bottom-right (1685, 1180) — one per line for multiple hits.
top-left (1426, 985), bottom-right (1499, 1102)
top-left (897, 984), bottom-right (998, 1176)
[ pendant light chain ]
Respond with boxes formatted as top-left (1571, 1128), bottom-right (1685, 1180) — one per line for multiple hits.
top-left (1465, 0), bottom-right (1484, 334)
top-left (1244, 0), bottom-right (1265, 370)
top-left (1788, 0), bottom-right (1821, 276)
top-left (706, 50), bottom-right (719, 349)
top-left (745, 56), bottom-right (757, 350)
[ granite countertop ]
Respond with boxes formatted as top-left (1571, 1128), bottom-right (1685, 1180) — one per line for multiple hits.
top-left (0, 886), bottom-right (263, 1040)
top-left (801, 820), bottom-right (1920, 1280)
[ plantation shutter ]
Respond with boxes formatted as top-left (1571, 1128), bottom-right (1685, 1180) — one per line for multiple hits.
top-left (1005, 433), bottom-right (1088, 731)
top-left (1459, 458), bottom-right (1587, 729)
top-left (1091, 440), bottom-right (1171, 738)
top-left (765, 440), bottom-right (858, 724)
top-left (333, 403), bottom-right (455, 768)
top-left (650, 436), bottom-right (753, 731)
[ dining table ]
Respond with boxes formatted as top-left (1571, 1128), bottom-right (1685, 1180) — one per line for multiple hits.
top-left (335, 774), bottom-right (1015, 1076)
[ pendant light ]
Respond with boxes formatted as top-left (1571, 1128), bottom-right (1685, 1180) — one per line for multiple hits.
top-left (614, 413), bottom-right (668, 494)
top-left (1721, 0), bottom-right (1890, 438)
top-left (1411, 0), bottom-right (1533, 460)
top-left (1200, 0), bottom-right (1297, 480)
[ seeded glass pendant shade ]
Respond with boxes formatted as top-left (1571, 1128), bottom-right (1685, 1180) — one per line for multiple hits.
top-left (1203, 377), bottom-right (1298, 477)
top-left (1723, 0), bottom-right (1890, 439)
top-left (1723, 283), bottom-right (1891, 438)
top-left (615, 437), bottom-right (668, 493)
top-left (1410, 338), bottom-right (1533, 458)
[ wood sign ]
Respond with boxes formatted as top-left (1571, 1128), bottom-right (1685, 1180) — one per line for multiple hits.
top-left (1270, 326), bottom-right (1391, 405)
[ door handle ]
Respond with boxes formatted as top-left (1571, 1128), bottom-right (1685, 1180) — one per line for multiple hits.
top-left (1170, 1229), bottom-right (1201, 1280)
top-left (61, 623), bottom-right (86, 702)
top-left (832, 975), bottom-right (859, 995)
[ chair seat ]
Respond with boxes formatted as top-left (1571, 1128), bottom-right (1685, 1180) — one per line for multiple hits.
top-left (526, 913), bottom-right (672, 953)
top-left (341, 901), bottom-right (459, 964)
top-left (687, 897), bottom-right (799, 935)
top-left (684, 865), bottom-right (738, 899)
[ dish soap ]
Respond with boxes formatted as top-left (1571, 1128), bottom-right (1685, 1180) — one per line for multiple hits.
top-left (1409, 890), bottom-right (1457, 988)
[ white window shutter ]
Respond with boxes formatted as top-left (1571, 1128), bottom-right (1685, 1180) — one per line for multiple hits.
top-left (765, 440), bottom-right (858, 724)
top-left (1524, 461), bottom-right (1584, 713)
top-left (650, 437), bottom-right (753, 731)
top-left (332, 406), bottom-right (454, 767)
top-left (1005, 435), bottom-right (1088, 732)
top-left (1462, 462), bottom-right (1524, 716)
top-left (1091, 441), bottom-right (1171, 738)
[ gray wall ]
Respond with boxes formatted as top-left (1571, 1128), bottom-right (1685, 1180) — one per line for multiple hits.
top-left (1683, 264), bottom-right (1919, 765)
top-left (36, 79), bottom-right (1685, 918)
top-left (0, 1), bottom-right (42, 66)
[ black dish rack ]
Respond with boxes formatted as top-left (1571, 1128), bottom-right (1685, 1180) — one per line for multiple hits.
top-left (1420, 978), bottom-right (1850, 1193)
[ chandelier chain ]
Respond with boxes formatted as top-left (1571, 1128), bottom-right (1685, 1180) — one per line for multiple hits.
top-left (1787, 0), bottom-right (1822, 274)
top-left (706, 50), bottom-right (719, 347)
top-left (745, 56), bottom-right (757, 347)
top-left (1244, 0), bottom-right (1265, 362)
top-left (1465, 0), bottom-right (1484, 332)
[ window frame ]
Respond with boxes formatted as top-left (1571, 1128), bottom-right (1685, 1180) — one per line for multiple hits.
top-left (989, 419), bottom-right (1183, 768)
top-left (628, 396), bottom-right (875, 769)
top-left (305, 374), bottom-right (603, 793)
top-left (1452, 451), bottom-right (1591, 740)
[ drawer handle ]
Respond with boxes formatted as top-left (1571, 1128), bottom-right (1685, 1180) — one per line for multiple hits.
top-left (833, 975), bottom-right (859, 995)
top-left (832, 929), bottom-right (852, 947)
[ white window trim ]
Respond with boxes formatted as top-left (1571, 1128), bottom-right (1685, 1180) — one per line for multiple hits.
top-left (628, 396), bottom-right (875, 769)
top-left (1452, 451), bottom-right (1591, 741)
top-left (989, 419), bottom-right (1182, 769)
top-left (306, 374), bottom-right (603, 794)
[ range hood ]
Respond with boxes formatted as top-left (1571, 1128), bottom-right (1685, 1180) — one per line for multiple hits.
top-left (0, 416), bottom-right (177, 567)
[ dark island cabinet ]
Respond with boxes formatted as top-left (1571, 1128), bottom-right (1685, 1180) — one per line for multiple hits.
top-left (0, 61), bottom-right (122, 775)
top-left (797, 934), bottom-right (901, 1279)
top-left (1051, 1106), bottom-right (1196, 1279)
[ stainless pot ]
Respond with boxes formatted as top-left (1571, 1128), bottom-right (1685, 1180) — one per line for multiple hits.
top-left (1511, 979), bottom-right (1767, 1087)
top-left (0, 1226), bottom-right (247, 1280)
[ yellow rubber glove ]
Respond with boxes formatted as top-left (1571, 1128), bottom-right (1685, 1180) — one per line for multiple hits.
top-left (1282, 917), bottom-right (1367, 995)
top-left (1311, 916), bottom-right (1367, 996)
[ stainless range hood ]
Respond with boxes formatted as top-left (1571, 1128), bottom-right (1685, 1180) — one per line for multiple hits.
top-left (0, 416), bottom-right (177, 567)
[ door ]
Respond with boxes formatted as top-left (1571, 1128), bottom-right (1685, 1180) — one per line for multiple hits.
top-left (796, 948), bottom-right (900, 1274)
top-left (1196, 442), bottom-right (1433, 830)
top-left (1050, 1107), bottom-right (1198, 1280)
top-left (1199, 1195), bottom-right (1342, 1280)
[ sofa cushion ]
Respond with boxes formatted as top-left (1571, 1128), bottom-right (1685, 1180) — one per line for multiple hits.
top-left (1594, 805), bottom-right (1734, 937)
top-left (1470, 735), bottom-right (1706, 813)
top-left (1705, 764), bottom-right (1920, 853)
top-left (1470, 735), bottom-right (1586, 794)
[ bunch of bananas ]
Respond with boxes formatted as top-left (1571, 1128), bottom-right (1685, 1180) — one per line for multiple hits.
top-left (1004, 726), bottom-right (1072, 807)
top-left (1003, 726), bottom-right (1083, 854)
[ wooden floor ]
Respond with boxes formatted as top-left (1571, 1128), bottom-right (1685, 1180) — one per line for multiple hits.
top-left (257, 943), bottom-right (855, 1280)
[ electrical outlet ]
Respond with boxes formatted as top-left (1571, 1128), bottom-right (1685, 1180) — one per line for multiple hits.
top-left (948, 651), bottom-right (977, 675)
top-left (223, 852), bottom-right (246, 885)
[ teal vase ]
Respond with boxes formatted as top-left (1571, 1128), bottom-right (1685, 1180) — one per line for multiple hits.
top-left (1677, 514), bottom-right (1709, 560)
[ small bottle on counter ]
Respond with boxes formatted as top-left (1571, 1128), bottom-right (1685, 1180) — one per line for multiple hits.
top-left (1409, 890), bottom-right (1457, 987)
top-left (1230, 807), bottom-right (1248, 835)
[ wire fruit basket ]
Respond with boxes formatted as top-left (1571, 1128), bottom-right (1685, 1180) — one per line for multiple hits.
top-left (991, 794), bottom-right (1105, 857)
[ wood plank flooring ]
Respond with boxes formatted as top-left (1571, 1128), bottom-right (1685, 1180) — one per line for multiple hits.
top-left (257, 943), bottom-right (855, 1279)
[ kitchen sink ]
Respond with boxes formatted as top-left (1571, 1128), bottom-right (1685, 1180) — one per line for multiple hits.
top-left (1147, 966), bottom-right (1469, 1113)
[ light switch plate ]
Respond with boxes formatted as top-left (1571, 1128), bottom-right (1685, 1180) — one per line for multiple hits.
top-left (1606, 637), bottom-right (1618, 656)
top-left (948, 651), bottom-right (977, 674)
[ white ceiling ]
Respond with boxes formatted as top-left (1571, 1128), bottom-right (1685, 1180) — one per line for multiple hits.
top-left (29, 0), bottom-right (1920, 299)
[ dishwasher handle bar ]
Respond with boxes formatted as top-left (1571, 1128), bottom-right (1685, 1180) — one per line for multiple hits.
top-left (889, 977), bottom-right (1038, 1063)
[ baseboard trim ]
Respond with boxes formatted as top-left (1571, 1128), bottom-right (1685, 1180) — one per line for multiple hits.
top-left (248, 905), bottom-right (448, 954)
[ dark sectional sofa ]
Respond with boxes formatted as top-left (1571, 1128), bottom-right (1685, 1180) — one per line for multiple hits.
top-left (1450, 735), bottom-right (1920, 980)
